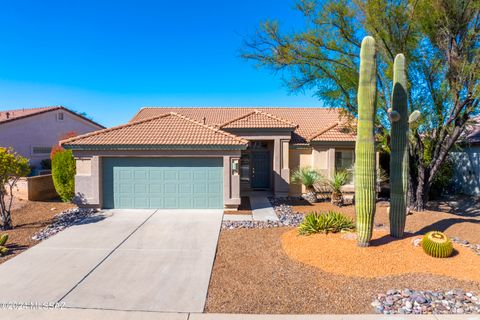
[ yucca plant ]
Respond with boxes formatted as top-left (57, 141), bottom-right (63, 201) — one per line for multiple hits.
top-left (327, 170), bottom-right (350, 206)
top-left (298, 211), bottom-right (355, 235)
top-left (291, 166), bottom-right (324, 203)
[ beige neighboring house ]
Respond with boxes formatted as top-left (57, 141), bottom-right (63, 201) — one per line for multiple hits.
top-left (61, 107), bottom-right (356, 210)
top-left (0, 106), bottom-right (104, 171)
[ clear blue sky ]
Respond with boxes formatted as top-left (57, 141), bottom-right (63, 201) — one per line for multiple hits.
top-left (0, 0), bottom-right (321, 127)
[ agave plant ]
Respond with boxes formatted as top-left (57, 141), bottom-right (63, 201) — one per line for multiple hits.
top-left (298, 211), bottom-right (355, 235)
top-left (291, 166), bottom-right (324, 203)
top-left (327, 170), bottom-right (350, 206)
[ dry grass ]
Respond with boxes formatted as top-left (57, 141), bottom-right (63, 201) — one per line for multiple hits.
top-left (0, 200), bottom-right (75, 264)
top-left (282, 229), bottom-right (480, 282)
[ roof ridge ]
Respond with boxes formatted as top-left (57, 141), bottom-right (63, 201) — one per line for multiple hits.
top-left (169, 112), bottom-right (249, 144)
top-left (0, 106), bottom-right (62, 113)
top-left (252, 109), bottom-right (298, 127)
top-left (60, 113), bottom-right (172, 145)
top-left (217, 110), bottom-right (257, 128)
top-left (307, 122), bottom-right (339, 141)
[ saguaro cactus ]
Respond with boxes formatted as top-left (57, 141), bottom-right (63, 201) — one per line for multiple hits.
top-left (355, 36), bottom-right (377, 247)
top-left (389, 54), bottom-right (409, 238)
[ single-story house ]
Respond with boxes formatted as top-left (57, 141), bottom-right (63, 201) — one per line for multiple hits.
top-left (0, 106), bottom-right (104, 170)
top-left (61, 107), bottom-right (356, 210)
top-left (451, 116), bottom-right (480, 196)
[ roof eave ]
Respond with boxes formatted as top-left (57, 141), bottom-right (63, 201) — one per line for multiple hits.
top-left (63, 144), bottom-right (248, 151)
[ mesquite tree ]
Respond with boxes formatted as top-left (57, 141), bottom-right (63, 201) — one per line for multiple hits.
top-left (242, 0), bottom-right (480, 211)
top-left (0, 148), bottom-right (30, 230)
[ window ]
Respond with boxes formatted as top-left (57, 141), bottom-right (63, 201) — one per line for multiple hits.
top-left (57, 112), bottom-right (64, 121)
top-left (240, 156), bottom-right (250, 182)
top-left (335, 150), bottom-right (354, 183)
top-left (32, 146), bottom-right (52, 155)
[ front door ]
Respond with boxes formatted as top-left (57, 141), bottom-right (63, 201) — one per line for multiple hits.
top-left (251, 151), bottom-right (270, 189)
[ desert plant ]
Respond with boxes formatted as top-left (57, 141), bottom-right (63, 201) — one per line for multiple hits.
top-left (327, 170), bottom-right (350, 206)
top-left (291, 166), bottom-right (323, 191)
top-left (355, 36), bottom-right (377, 247)
top-left (52, 149), bottom-right (76, 202)
top-left (0, 234), bottom-right (8, 256)
top-left (298, 211), bottom-right (354, 235)
top-left (0, 148), bottom-right (30, 230)
top-left (389, 54), bottom-right (409, 238)
top-left (422, 231), bottom-right (453, 258)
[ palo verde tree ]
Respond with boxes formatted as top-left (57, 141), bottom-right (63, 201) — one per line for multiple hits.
top-left (242, 0), bottom-right (480, 211)
top-left (0, 148), bottom-right (30, 230)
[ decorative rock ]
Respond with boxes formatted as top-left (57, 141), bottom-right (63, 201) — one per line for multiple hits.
top-left (412, 238), bottom-right (422, 247)
top-left (373, 289), bottom-right (480, 314)
top-left (32, 208), bottom-right (98, 241)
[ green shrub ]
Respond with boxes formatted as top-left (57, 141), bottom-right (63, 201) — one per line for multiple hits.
top-left (291, 166), bottom-right (324, 192)
top-left (298, 211), bottom-right (355, 235)
top-left (422, 231), bottom-right (453, 258)
top-left (52, 149), bottom-right (76, 202)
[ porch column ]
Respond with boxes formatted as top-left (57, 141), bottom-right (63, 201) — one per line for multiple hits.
top-left (273, 138), bottom-right (290, 197)
top-left (224, 156), bottom-right (241, 210)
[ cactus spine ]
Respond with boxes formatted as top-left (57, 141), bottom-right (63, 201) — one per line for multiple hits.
top-left (389, 54), bottom-right (409, 238)
top-left (355, 36), bottom-right (377, 247)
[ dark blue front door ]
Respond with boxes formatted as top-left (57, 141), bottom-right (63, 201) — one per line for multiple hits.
top-left (251, 151), bottom-right (270, 189)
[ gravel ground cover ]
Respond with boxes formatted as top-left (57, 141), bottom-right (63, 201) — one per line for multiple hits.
top-left (372, 289), bottom-right (480, 314)
top-left (205, 227), bottom-right (480, 314)
top-left (0, 201), bottom-right (76, 264)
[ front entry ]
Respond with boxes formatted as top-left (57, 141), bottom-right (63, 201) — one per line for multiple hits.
top-left (250, 151), bottom-right (271, 189)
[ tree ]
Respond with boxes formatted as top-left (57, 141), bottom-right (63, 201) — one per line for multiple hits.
top-left (0, 148), bottom-right (30, 230)
top-left (52, 150), bottom-right (76, 202)
top-left (242, 0), bottom-right (479, 210)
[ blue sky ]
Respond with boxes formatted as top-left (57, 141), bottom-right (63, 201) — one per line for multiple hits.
top-left (0, 0), bottom-right (321, 127)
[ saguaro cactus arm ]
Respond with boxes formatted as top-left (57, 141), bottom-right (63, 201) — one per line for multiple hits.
top-left (355, 36), bottom-right (377, 247)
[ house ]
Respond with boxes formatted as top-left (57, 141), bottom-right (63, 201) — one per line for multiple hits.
top-left (61, 107), bottom-right (356, 210)
top-left (0, 106), bottom-right (104, 171)
top-left (451, 116), bottom-right (480, 196)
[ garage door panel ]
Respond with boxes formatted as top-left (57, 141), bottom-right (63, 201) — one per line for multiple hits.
top-left (103, 158), bottom-right (223, 209)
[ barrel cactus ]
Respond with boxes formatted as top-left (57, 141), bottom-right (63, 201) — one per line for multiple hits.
top-left (422, 231), bottom-right (453, 258)
top-left (389, 54), bottom-right (409, 238)
top-left (355, 36), bottom-right (377, 247)
top-left (0, 234), bottom-right (8, 256)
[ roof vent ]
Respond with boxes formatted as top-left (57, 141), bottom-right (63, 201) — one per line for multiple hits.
top-left (203, 117), bottom-right (206, 125)
top-left (5, 112), bottom-right (10, 119)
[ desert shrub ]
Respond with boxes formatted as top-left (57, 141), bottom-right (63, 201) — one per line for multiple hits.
top-left (0, 234), bottom-right (8, 255)
top-left (298, 211), bottom-right (355, 235)
top-left (291, 166), bottom-right (324, 192)
top-left (429, 158), bottom-right (454, 199)
top-left (422, 231), bottom-right (453, 258)
top-left (52, 149), bottom-right (76, 202)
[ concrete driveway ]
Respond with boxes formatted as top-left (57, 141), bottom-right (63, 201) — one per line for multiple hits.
top-left (0, 209), bottom-right (223, 313)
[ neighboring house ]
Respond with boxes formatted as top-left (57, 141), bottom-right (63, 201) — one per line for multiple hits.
top-left (451, 116), bottom-right (480, 196)
top-left (61, 107), bottom-right (356, 210)
top-left (0, 106), bottom-right (104, 171)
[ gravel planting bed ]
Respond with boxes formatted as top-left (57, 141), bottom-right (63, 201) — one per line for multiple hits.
top-left (372, 289), bottom-right (480, 314)
top-left (221, 197), bottom-right (304, 229)
top-left (32, 207), bottom-right (98, 241)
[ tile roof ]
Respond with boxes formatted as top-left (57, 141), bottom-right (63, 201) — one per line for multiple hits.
top-left (132, 107), bottom-right (354, 143)
top-left (0, 106), bottom-right (104, 128)
top-left (308, 122), bottom-right (357, 142)
top-left (61, 112), bottom-right (248, 148)
top-left (220, 110), bottom-right (297, 129)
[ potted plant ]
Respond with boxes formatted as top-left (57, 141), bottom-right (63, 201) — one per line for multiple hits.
top-left (327, 170), bottom-right (350, 206)
top-left (291, 166), bottom-right (324, 203)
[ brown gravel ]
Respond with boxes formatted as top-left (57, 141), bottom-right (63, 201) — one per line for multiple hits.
top-left (206, 227), bottom-right (480, 314)
top-left (283, 229), bottom-right (480, 282)
top-left (290, 201), bottom-right (480, 244)
top-left (0, 201), bottom-right (75, 264)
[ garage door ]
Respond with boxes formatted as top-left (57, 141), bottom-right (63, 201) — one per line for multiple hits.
top-left (102, 157), bottom-right (224, 209)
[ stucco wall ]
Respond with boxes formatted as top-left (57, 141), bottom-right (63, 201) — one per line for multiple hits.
top-left (0, 110), bottom-right (102, 167)
top-left (451, 146), bottom-right (480, 196)
top-left (13, 174), bottom-right (58, 201)
top-left (71, 149), bottom-right (242, 209)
